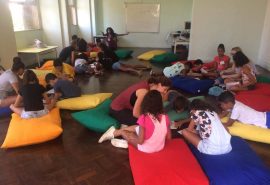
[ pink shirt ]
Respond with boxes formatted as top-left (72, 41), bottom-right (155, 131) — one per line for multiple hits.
top-left (213, 55), bottom-right (230, 71)
top-left (137, 114), bottom-right (170, 140)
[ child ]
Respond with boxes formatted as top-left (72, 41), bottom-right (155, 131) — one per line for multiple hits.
top-left (45, 73), bottom-right (81, 100)
top-left (59, 39), bottom-right (77, 65)
top-left (74, 53), bottom-right (92, 74)
top-left (10, 70), bottom-right (55, 119)
top-left (218, 91), bottom-right (270, 129)
top-left (52, 58), bottom-right (74, 81)
top-left (182, 99), bottom-right (232, 155)
top-left (98, 90), bottom-right (172, 153)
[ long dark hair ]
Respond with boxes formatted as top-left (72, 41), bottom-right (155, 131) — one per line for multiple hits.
top-left (106, 27), bottom-right (116, 37)
top-left (218, 43), bottom-right (225, 51)
top-left (141, 90), bottom-right (164, 121)
top-left (233, 51), bottom-right (249, 67)
top-left (189, 99), bottom-right (215, 112)
top-left (12, 57), bottom-right (25, 72)
top-left (23, 70), bottom-right (39, 86)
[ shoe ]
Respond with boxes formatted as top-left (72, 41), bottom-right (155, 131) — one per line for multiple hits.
top-left (178, 130), bottom-right (183, 135)
top-left (111, 139), bottom-right (128, 149)
top-left (98, 126), bottom-right (115, 143)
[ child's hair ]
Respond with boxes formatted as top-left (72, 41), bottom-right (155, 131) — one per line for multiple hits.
top-left (75, 53), bottom-right (88, 61)
top-left (99, 42), bottom-right (109, 52)
top-left (96, 38), bottom-right (101, 43)
top-left (233, 51), bottom-right (249, 67)
top-left (45, 73), bottom-right (57, 84)
top-left (189, 99), bottom-right (215, 112)
top-left (53, 58), bottom-right (63, 67)
top-left (77, 38), bottom-right (87, 52)
top-left (147, 76), bottom-right (172, 87)
top-left (141, 90), bottom-right (164, 121)
top-left (71, 34), bottom-right (78, 41)
top-left (22, 70), bottom-right (38, 86)
top-left (218, 91), bottom-right (235, 104)
top-left (173, 96), bottom-right (189, 111)
top-left (194, 59), bottom-right (203, 66)
top-left (106, 27), bottom-right (116, 36)
top-left (231, 47), bottom-right (242, 53)
top-left (12, 57), bottom-right (25, 72)
top-left (218, 43), bottom-right (225, 51)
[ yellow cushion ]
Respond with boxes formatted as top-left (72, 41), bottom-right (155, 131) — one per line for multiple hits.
top-left (37, 60), bottom-right (54, 70)
top-left (56, 93), bottom-right (113, 110)
top-left (90, 52), bottom-right (98, 58)
top-left (1, 108), bottom-right (62, 148)
top-left (137, 50), bottom-right (166, 61)
top-left (221, 117), bottom-right (270, 144)
top-left (38, 61), bottom-right (75, 79)
top-left (32, 69), bottom-right (52, 87)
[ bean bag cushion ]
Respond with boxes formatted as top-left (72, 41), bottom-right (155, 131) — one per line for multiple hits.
top-left (115, 49), bottom-right (133, 59)
top-left (137, 50), bottom-right (166, 61)
top-left (1, 108), bottom-right (62, 148)
top-left (32, 69), bottom-right (52, 87)
top-left (129, 139), bottom-right (209, 185)
top-left (171, 76), bottom-right (214, 94)
top-left (71, 99), bottom-right (119, 132)
top-left (57, 93), bottom-right (112, 110)
top-left (221, 117), bottom-right (270, 144)
top-left (257, 75), bottom-right (270, 83)
top-left (236, 94), bottom-right (270, 112)
top-left (0, 107), bottom-right (12, 118)
top-left (151, 52), bottom-right (179, 64)
top-left (189, 136), bottom-right (270, 185)
top-left (236, 83), bottom-right (270, 96)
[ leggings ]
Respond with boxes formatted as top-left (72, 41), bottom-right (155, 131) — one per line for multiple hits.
top-left (109, 108), bottom-right (137, 126)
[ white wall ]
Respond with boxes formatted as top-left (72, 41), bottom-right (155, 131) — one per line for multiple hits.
top-left (0, 0), bottom-right (18, 69)
top-left (77, 0), bottom-right (92, 42)
top-left (15, 30), bottom-right (43, 49)
top-left (258, 0), bottom-right (270, 70)
top-left (189, 0), bottom-right (267, 63)
top-left (95, 0), bottom-right (193, 48)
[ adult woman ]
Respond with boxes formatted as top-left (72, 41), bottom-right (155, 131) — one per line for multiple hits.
top-left (110, 76), bottom-right (171, 125)
top-left (102, 27), bottom-right (128, 51)
top-left (0, 57), bottom-right (25, 107)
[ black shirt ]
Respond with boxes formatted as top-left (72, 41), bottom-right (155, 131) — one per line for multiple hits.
top-left (54, 79), bottom-right (81, 99)
top-left (99, 49), bottom-right (119, 69)
top-left (19, 84), bottom-right (46, 111)
top-left (59, 46), bottom-right (74, 61)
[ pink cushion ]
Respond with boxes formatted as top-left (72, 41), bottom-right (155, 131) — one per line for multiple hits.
top-left (128, 139), bottom-right (209, 185)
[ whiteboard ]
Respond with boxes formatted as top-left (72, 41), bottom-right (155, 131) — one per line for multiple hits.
top-left (125, 3), bottom-right (160, 33)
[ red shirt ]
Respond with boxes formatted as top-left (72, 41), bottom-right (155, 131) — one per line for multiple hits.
top-left (213, 55), bottom-right (230, 71)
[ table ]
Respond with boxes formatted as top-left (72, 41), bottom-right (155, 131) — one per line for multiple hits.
top-left (18, 46), bottom-right (58, 67)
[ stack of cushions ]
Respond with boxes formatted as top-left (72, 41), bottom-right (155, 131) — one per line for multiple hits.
top-left (72, 99), bottom-right (119, 133)
top-left (151, 52), bottom-right (179, 64)
top-left (171, 76), bottom-right (214, 94)
top-left (0, 106), bottom-right (12, 118)
top-left (115, 49), bottom-right (133, 59)
top-left (129, 139), bottom-right (209, 185)
top-left (56, 93), bottom-right (112, 110)
top-left (1, 108), bottom-right (62, 148)
top-left (189, 136), bottom-right (270, 185)
top-left (137, 50), bottom-right (166, 61)
top-left (222, 117), bottom-right (270, 144)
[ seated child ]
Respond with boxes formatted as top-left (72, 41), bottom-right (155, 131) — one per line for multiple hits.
top-left (10, 70), bottom-right (55, 119)
top-left (182, 99), bottom-right (232, 155)
top-left (59, 39), bottom-right (77, 65)
top-left (218, 91), bottom-right (270, 129)
top-left (98, 90), bottom-right (172, 153)
top-left (45, 73), bottom-right (81, 101)
top-left (74, 53), bottom-right (93, 74)
top-left (52, 58), bottom-right (74, 81)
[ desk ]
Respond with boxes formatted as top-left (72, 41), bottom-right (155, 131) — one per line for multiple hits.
top-left (174, 39), bottom-right (189, 54)
top-left (18, 46), bottom-right (58, 67)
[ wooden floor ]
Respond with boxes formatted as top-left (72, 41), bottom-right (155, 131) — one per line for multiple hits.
top-left (0, 48), bottom-right (270, 185)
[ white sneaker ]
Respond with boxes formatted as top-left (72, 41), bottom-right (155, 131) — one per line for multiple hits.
top-left (98, 126), bottom-right (115, 143)
top-left (111, 138), bottom-right (128, 149)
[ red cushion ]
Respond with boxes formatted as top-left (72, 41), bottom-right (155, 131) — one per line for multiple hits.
top-left (236, 83), bottom-right (270, 96)
top-left (128, 139), bottom-right (209, 185)
top-left (236, 94), bottom-right (270, 112)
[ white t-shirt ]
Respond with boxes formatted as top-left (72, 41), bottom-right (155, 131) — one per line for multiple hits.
top-left (75, 59), bottom-right (87, 67)
top-left (231, 101), bottom-right (266, 128)
top-left (0, 69), bottom-right (18, 95)
top-left (163, 63), bottom-right (185, 78)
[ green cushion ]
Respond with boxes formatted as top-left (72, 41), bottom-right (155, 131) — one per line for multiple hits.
top-left (256, 75), bottom-right (270, 83)
top-left (115, 49), bottom-right (133, 59)
top-left (166, 96), bottom-right (205, 121)
top-left (151, 52), bottom-right (179, 63)
top-left (71, 99), bottom-right (120, 133)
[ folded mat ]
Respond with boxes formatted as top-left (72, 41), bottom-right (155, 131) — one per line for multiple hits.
top-left (129, 139), bottom-right (209, 185)
top-left (189, 136), bottom-right (270, 185)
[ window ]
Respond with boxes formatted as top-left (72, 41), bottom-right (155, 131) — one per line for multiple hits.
top-left (68, 0), bottom-right (77, 26)
top-left (9, 0), bottom-right (40, 31)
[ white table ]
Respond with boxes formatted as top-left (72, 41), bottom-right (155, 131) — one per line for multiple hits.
top-left (174, 39), bottom-right (189, 53)
top-left (18, 46), bottom-right (58, 67)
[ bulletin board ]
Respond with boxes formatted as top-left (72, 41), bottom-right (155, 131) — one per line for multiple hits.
top-left (125, 3), bottom-right (160, 33)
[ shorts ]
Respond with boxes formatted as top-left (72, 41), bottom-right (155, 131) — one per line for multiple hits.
top-left (21, 109), bottom-right (49, 119)
top-left (109, 107), bottom-right (137, 125)
top-left (75, 64), bottom-right (88, 74)
top-left (266, 112), bottom-right (270, 129)
top-left (112, 62), bottom-right (122, 70)
top-left (197, 140), bottom-right (232, 155)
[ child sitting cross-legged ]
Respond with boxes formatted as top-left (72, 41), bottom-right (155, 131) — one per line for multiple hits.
top-left (10, 70), bottom-right (55, 119)
top-left (98, 90), bottom-right (172, 153)
top-left (218, 91), bottom-right (270, 129)
top-left (182, 99), bottom-right (232, 155)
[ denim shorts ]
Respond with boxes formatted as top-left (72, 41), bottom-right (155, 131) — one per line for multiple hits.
top-left (112, 62), bottom-right (121, 70)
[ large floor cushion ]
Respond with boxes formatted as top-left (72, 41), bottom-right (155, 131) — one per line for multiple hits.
top-left (1, 108), bottom-right (62, 148)
top-left (129, 139), bottom-right (209, 185)
top-left (236, 94), bottom-right (270, 111)
top-left (222, 117), bottom-right (270, 144)
top-left (137, 50), bottom-right (166, 61)
top-left (57, 93), bottom-right (112, 110)
top-left (0, 107), bottom-right (12, 118)
top-left (115, 49), bottom-right (133, 59)
top-left (32, 69), bottom-right (52, 87)
top-left (256, 75), bottom-right (270, 83)
top-left (189, 136), bottom-right (270, 185)
top-left (72, 99), bottom-right (119, 133)
top-left (171, 76), bottom-right (214, 94)
top-left (151, 52), bottom-right (179, 64)
top-left (236, 83), bottom-right (270, 96)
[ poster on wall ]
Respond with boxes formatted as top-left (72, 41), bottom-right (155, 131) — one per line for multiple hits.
top-left (125, 3), bottom-right (160, 33)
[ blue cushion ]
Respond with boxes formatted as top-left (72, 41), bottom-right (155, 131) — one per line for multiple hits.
top-left (171, 76), bottom-right (214, 94)
top-left (0, 107), bottom-right (12, 118)
top-left (189, 137), bottom-right (270, 185)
